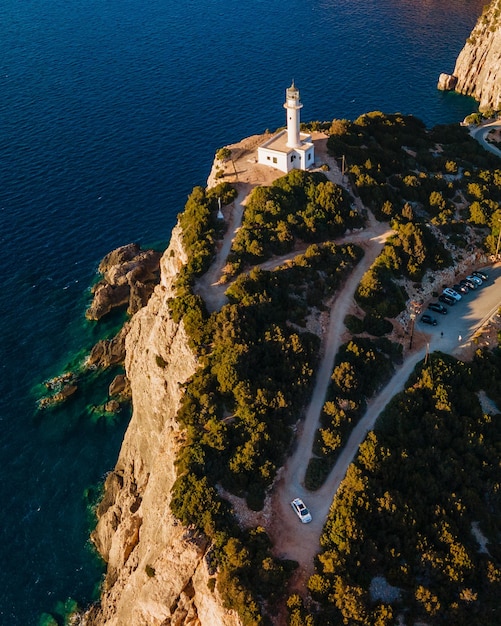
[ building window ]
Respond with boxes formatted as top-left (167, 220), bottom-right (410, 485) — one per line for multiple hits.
top-left (308, 153), bottom-right (312, 160)
top-left (273, 157), bottom-right (277, 164)
top-left (291, 156), bottom-right (294, 162)
top-left (267, 156), bottom-right (270, 160)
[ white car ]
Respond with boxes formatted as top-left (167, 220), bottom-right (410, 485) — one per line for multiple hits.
top-left (291, 498), bottom-right (312, 523)
top-left (443, 287), bottom-right (461, 301)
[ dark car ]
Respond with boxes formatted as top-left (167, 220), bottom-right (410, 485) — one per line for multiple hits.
top-left (473, 270), bottom-right (488, 281)
top-left (462, 278), bottom-right (477, 290)
top-left (454, 283), bottom-right (468, 294)
top-left (428, 302), bottom-right (448, 315)
top-left (439, 294), bottom-right (455, 306)
top-left (460, 278), bottom-right (475, 290)
top-left (421, 314), bottom-right (438, 326)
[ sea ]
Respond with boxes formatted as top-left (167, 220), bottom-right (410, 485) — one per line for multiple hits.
top-left (0, 0), bottom-right (487, 623)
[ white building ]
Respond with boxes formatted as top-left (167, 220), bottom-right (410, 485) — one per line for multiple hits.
top-left (258, 82), bottom-right (315, 173)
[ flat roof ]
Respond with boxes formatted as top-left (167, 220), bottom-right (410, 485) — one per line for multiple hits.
top-left (259, 129), bottom-right (313, 154)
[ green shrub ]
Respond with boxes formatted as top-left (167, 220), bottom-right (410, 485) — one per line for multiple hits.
top-left (246, 483), bottom-right (265, 511)
top-left (228, 170), bottom-right (364, 269)
top-left (345, 314), bottom-right (364, 334)
top-left (155, 355), bottom-right (168, 368)
top-left (363, 313), bottom-right (393, 337)
top-left (304, 456), bottom-right (331, 491)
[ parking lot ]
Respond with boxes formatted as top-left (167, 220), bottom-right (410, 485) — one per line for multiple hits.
top-left (416, 265), bottom-right (501, 353)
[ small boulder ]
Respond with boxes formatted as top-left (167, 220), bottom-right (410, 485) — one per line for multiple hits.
top-left (104, 400), bottom-right (121, 413)
top-left (86, 283), bottom-right (130, 321)
top-left (109, 374), bottom-right (129, 397)
top-left (437, 73), bottom-right (458, 91)
top-left (87, 323), bottom-right (130, 368)
top-left (98, 243), bottom-right (142, 274)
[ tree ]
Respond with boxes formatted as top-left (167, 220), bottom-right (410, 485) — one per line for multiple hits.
top-left (216, 147), bottom-right (232, 161)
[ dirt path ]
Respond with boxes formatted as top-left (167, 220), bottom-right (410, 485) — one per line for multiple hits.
top-left (268, 264), bottom-right (501, 588)
top-left (194, 133), bottom-right (397, 578)
top-left (193, 132), bottom-right (501, 601)
top-left (267, 219), bottom-right (392, 574)
top-left (195, 182), bottom-right (251, 313)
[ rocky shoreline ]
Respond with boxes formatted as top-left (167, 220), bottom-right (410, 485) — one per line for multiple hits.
top-left (38, 243), bottom-right (159, 411)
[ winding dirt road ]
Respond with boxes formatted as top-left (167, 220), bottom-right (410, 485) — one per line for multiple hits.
top-left (195, 132), bottom-right (501, 595)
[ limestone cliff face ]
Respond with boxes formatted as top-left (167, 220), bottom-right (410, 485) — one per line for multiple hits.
top-left (453, 0), bottom-right (501, 112)
top-left (84, 224), bottom-right (240, 626)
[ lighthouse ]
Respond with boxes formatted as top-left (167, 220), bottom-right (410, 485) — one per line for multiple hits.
top-left (284, 81), bottom-right (303, 148)
top-left (258, 82), bottom-right (315, 173)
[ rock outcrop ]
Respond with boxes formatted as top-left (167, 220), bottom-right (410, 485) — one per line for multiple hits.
top-left (108, 374), bottom-right (130, 400)
top-left (86, 243), bottom-right (162, 321)
top-left (83, 225), bottom-right (240, 626)
top-left (87, 323), bottom-right (131, 369)
top-left (437, 72), bottom-right (458, 92)
top-left (440, 0), bottom-right (501, 112)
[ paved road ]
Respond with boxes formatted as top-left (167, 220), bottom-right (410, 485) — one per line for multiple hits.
top-left (469, 120), bottom-right (501, 158)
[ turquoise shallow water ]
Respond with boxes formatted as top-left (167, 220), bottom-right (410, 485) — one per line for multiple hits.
top-left (0, 0), bottom-right (485, 622)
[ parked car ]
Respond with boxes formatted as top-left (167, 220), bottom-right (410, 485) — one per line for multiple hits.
top-left (454, 283), bottom-right (468, 294)
top-left (421, 314), bottom-right (438, 326)
top-left (290, 498), bottom-right (312, 523)
top-left (466, 274), bottom-right (483, 286)
top-left (428, 302), bottom-right (448, 315)
top-left (460, 278), bottom-right (476, 290)
top-left (439, 294), bottom-right (455, 306)
top-left (473, 270), bottom-right (488, 281)
top-left (443, 287), bottom-right (462, 301)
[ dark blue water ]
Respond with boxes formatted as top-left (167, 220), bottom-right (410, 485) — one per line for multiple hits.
top-left (0, 0), bottom-right (485, 622)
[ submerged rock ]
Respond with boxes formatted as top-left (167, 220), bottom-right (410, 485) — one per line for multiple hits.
top-left (38, 383), bottom-right (78, 409)
top-left (44, 371), bottom-right (76, 391)
top-left (104, 400), bottom-right (121, 413)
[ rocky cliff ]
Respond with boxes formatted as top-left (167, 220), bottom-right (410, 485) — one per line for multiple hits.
top-left (441, 0), bottom-right (501, 112)
top-left (83, 224), bottom-right (240, 626)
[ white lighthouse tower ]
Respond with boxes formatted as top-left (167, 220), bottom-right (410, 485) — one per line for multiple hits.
top-left (285, 81), bottom-right (303, 148)
top-left (258, 82), bottom-right (315, 173)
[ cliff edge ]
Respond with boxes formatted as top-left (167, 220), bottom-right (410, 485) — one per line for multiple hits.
top-left (443, 0), bottom-right (501, 112)
top-left (84, 224), bottom-right (239, 626)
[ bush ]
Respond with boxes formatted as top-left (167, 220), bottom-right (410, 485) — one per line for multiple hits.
top-left (304, 456), bottom-right (331, 491)
top-left (246, 483), bottom-right (265, 511)
top-left (363, 313), bottom-right (393, 337)
top-left (155, 355), bottom-right (168, 368)
top-left (345, 314), bottom-right (364, 334)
